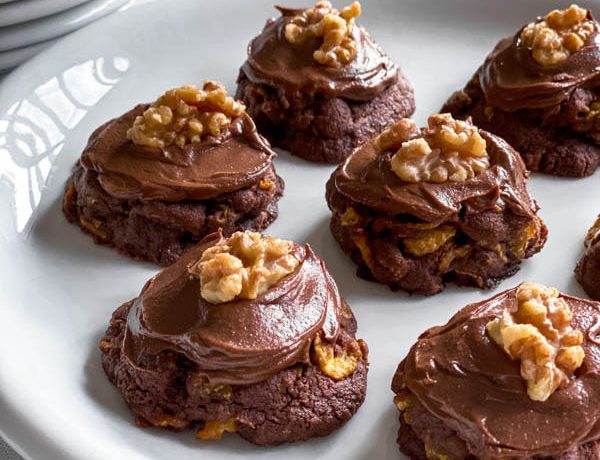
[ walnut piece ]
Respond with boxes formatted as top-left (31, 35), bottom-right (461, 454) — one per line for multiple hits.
top-left (520, 4), bottom-right (595, 66)
top-left (127, 81), bottom-right (245, 149)
top-left (584, 215), bottom-right (600, 248)
top-left (313, 334), bottom-right (365, 380)
top-left (389, 113), bottom-right (489, 184)
top-left (189, 231), bottom-right (300, 304)
top-left (373, 118), bottom-right (420, 152)
top-left (284, 1), bottom-right (361, 67)
top-left (196, 419), bottom-right (236, 440)
top-left (486, 282), bottom-right (585, 401)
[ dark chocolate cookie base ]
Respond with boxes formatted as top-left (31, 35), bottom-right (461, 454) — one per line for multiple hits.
top-left (575, 243), bottom-right (600, 301)
top-left (442, 84), bottom-right (600, 177)
top-left (100, 301), bottom-right (368, 446)
top-left (63, 162), bottom-right (283, 266)
top-left (326, 179), bottom-right (547, 296)
top-left (393, 396), bottom-right (600, 460)
top-left (235, 71), bottom-right (416, 164)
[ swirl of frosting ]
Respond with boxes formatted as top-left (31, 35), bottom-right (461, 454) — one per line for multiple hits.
top-left (81, 106), bottom-right (276, 202)
top-left (328, 130), bottom-right (537, 224)
top-left (240, 7), bottom-right (398, 101)
top-left (479, 10), bottom-right (600, 112)
top-left (122, 233), bottom-right (342, 385)
top-left (396, 287), bottom-right (600, 458)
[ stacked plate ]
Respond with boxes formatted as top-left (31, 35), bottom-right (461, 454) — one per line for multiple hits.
top-left (0, 0), bottom-right (130, 73)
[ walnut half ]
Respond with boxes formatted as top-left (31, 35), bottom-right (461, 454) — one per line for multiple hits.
top-left (387, 114), bottom-right (489, 184)
top-left (127, 81), bottom-right (245, 149)
top-left (284, 1), bottom-right (361, 68)
top-left (486, 282), bottom-right (585, 401)
top-left (520, 4), bottom-right (595, 66)
top-left (189, 231), bottom-right (300, 304)
top-left (584, 215), bottom-right (600, 249)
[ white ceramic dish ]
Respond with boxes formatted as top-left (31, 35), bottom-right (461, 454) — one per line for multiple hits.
top-left (0, 0), bottom-right (91, 28)
top-left (0, 38), bottom-right (58, 72)
top-left (0, 0), bottom-right (128, 52)
top-left (0, 0), bottom-right (599, 459)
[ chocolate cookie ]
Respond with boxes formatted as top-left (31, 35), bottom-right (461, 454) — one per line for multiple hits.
top-left (441, 5), bottom-right (600, 177)
top-left (326, 113), bottom-right (547, 295)
top-left (100, 231), bottom-right (369, 446)
top-left (575, 215), bottom-right (600, 300)
top-left (63, 82), bottom-right (283, 265)
top-left (235, 1), bottom-right (415, 164)
top-left (392, 282), bottom-right (600, 459)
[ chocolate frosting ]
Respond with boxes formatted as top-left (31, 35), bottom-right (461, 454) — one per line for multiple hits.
top-left (122, 232), bottom-right (342, 385)
top-left (240, 7), bottom-right (398, 101)
top-left (81, 105), bottom-right (276, 202)
top-left (397, 287), bottom-right (600, 458)
top-left (330, 130), bottom-right (537, 224)
top-left (479, 11), bottom-right (600, 113)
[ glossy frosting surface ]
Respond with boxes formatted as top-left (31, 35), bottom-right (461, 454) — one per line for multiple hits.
top-left (330, 130), bottom-right (536, 224)
top-left (122, 233), bottom-right (342, 385)
top-left (240, 7), bottom-right (398, 100)
top-left (81, 106), bottom-right (276, 202)
top-left (400, 287), bottom-right (600, 458)
top-left (479, 11), bottom-right (600, 112)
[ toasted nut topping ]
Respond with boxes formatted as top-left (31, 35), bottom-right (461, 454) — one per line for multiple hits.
top-left (584, 215), bottom-right (600, 248)
top-left (486, 282), bottom-right (585, 401)
top-left (313, 335), bottom-right (364, 380)
top-left (189, 231), bottom-right (300, 304)
top-left (127, 81), bottom-right (245, 149)
top-left (403, 225), bottom-right (456, 257)
top-left (373, 118), bottom-right (420, 152)
top-left (196, 419), bottom-right (236, 440)
top-left (284, 1), bottom-right (361, 67)
top-left (389, 114), bottom-right (489, 183)
top-left (520, 4), bottom-right (595, 66)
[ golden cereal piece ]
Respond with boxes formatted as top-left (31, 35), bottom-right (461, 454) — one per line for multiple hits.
top-left (393, 391), bottom-right (413, 411)
top-left (127, 81), bottom-right (245, 149)
top-left (403, 226), bottom-right (456, 257)
top-left (284, 1), bottom-right (361, 67)
top-left (424, 446), bottom-right (450, 460)
top-left (189, 231), bottom-right (300, 304)
top-left (188, 375), bottom-right (233, 401)
top-left (196, 419), bottom-right (236, 440)
top-left (313, 335), bottom-right (363, 380)
top-left (510, 220), bottom-right (538, 258)
top-left (390, 114), bottom-right (489, 184)
top-left (79, 216), bottom-right (108, 240)
top-left (520, 4), bottom-right (595, 66)
top-left (351, 231), bottom-right (374, 271)
top-left (486, 282), bottom-right (585, 401)
top-left (438, 244), bottom-right (471, 272)
top-left (258, 179), bottom-right (276, 192)
top-left (341, 207), bottom-right (360, 226)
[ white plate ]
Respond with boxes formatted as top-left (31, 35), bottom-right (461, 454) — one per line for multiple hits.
top-left (0, 38), bottom-right (58, 72)
top-left (0, 0), bottom-right (91, 28)
top-left (0, 0), bottom-right (129, 52)
top-left (0, 0), bottom-right (598, 459)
